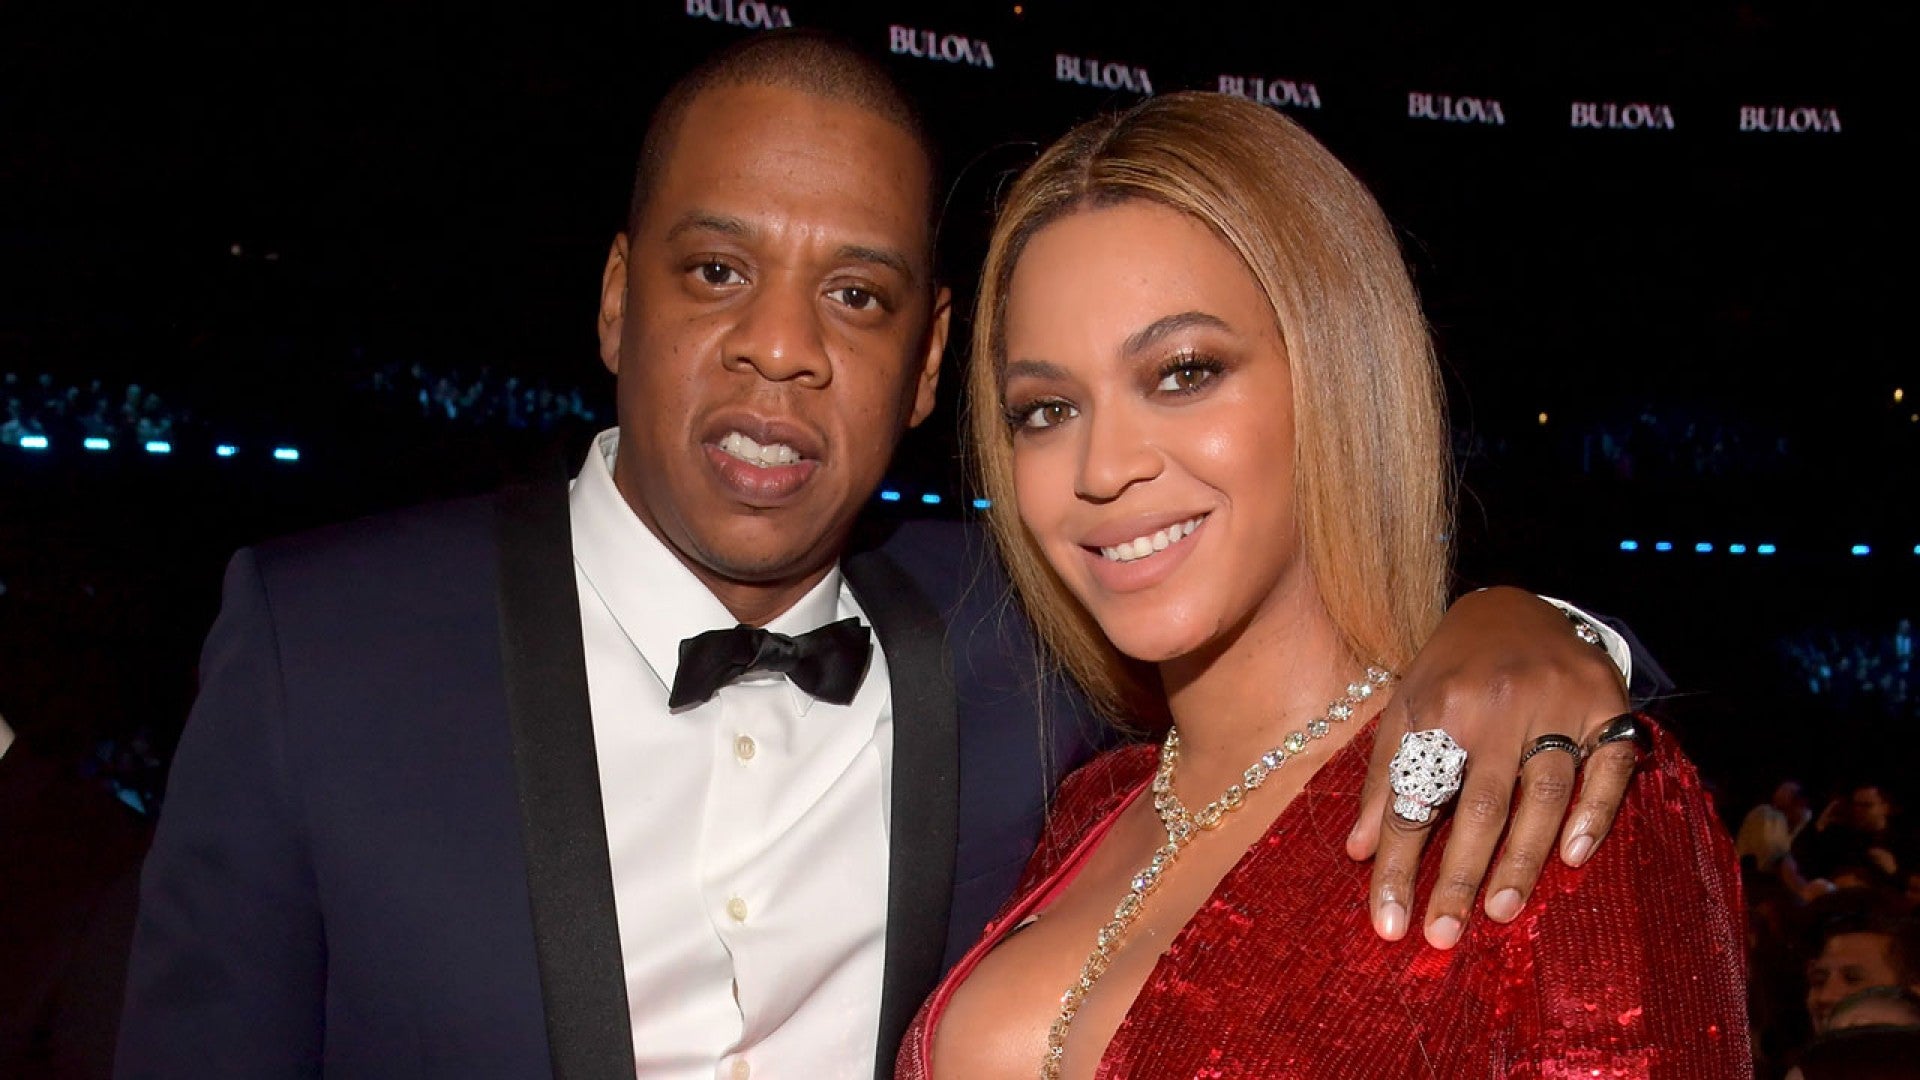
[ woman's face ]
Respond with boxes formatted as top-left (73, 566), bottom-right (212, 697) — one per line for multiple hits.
top-left (1000, 199), bottom-right (1307, 664)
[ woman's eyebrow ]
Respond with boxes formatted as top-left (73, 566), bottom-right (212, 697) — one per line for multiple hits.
top-left (1122, 311), bottom-right (1232, 357)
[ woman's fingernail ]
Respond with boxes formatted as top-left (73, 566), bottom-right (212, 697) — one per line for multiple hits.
top-left (1486, 888), bottom-right (1523, 921)
top-left (1426, 915), bottom-right (1463, 949)
top-left (1378, 901), bottom-right (1407, 940)
top-left (1566, 834), bottom-right (1595, 865)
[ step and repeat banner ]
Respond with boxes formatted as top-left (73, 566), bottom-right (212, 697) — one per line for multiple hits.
top-left (651, 1), bottom-right (1894, 505)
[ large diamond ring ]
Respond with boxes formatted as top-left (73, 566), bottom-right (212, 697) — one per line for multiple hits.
top-left (1389, 728), bottom-right (1468, 823)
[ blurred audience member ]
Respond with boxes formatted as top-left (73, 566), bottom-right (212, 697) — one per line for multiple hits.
top-left (1743, 781), bottom-right (1815, 869)
top-left (1826, 985), bottom-right (1920, 1031)
top-left (1802, 892), bottom-right (1919, 1035)
top-left (0, 711), bottom-right (153, 1078)
top-left (1787, 1022), bottom-right (1920, 1080)
top-left (1797, 782), bottom-right (1904, 888)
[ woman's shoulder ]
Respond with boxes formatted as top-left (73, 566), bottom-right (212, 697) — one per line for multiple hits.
top-left (1013, 742), bottom-right (1160, 893)
top-left (1054, 741), bottom-right (1161, 823)
top-left (1534, 718), bottom-right (1737, 894)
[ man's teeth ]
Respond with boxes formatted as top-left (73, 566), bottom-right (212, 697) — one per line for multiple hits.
top-left (1100, 517), bottom-right (1204, 563)
top-left (718, 431), bottom-right (801, 467)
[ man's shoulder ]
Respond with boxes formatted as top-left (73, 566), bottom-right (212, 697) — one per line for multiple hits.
top-left (248, 491), bottom-right (504, 585)
top-left (855, 517), bottom-right (1005, 603)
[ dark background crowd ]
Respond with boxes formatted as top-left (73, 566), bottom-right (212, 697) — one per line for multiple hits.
top-left (3, 0), bottom-right (1914, 1076)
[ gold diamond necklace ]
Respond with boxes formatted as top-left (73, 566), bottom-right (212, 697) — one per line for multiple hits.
top-left (1039, 666), bottom-right (1393, 1079)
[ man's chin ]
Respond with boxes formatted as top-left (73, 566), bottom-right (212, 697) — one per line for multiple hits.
top-left (687, 519), bottom-right (849, 586)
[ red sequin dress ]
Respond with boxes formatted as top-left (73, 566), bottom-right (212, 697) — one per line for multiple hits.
top-left (897, 718), bottom-right (1750, 1079)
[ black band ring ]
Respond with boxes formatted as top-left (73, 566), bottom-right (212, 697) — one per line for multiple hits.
top-left (1518, 732), bottom-right (1583, 770)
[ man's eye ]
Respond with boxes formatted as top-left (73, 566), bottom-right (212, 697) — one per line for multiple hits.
top-left (831, 286), bottom-right (879, 311)
top-left (696, 262), bottom-right (742, 287)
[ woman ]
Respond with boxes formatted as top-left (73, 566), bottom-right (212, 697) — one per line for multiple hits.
top-left (898, 93), bottom-right (1748, 1078)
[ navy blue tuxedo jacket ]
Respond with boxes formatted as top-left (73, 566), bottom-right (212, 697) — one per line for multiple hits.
top-left (117, 479), bottom-right (1100, 1079)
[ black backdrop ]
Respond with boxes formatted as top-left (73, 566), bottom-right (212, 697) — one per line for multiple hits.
top-left (1, 1), bottom-right (1913, 810)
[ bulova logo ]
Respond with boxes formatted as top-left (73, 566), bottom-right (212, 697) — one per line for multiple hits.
top-left (1739, 105), bottom-right (1843, 134)
top-left (1570, 101), bottom-right (1676, 130)
top-left (1055, 54), bottom-right (1153, 94)
top-left (889, 25), bottom-right (994, 68)
top-left (1218, 75), bottom-right (1322, 110)
top-left (1407, 91), bottom-right (1505, 125)
top-left (684, 0), bottom-right (792, 30)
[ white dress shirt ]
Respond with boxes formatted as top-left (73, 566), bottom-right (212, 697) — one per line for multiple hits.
top-left (571, 430), bottom-right (893, 1079)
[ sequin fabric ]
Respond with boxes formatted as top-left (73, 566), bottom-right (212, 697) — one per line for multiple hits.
top-left (897, 717), bottom-right (1750, 1079)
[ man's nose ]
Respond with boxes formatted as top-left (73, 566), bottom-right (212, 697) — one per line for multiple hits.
top-left (721, 281), bottom-right (831, 387)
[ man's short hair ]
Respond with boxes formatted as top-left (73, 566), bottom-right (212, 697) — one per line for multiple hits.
top-left (626, 29), bottom-right (942, 247)
top-left (1805, 890), bottom-right (1920, 984)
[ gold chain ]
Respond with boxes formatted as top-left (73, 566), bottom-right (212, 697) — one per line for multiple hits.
top-left (1039, 666), bottom-right (1393, 1079)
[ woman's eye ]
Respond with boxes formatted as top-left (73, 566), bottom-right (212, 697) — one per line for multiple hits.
top-left (1157, 365), bottom-right (1214, 393)
top-left (830, 286), bottom-right (879, 311)
top-left (696, 262), bottom-right (742, 287)
top-left (1015, 401), bottom-right (1077, 430)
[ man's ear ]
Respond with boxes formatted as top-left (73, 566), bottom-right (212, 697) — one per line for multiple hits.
top-left (597, 234), bottom-right (630, 375)
top-left (907, 285), bottom-right (952, 429)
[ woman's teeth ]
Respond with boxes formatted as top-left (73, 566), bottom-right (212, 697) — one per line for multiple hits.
top-left (1100, 516), bottom-right (1204, 563)
top-left (719, 431), bottom-right (801, 467)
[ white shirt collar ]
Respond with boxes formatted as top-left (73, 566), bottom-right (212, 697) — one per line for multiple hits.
top-left (0, 713), bottom-right (13, 762)
top-left (569, 428), bottom-right (849, 714)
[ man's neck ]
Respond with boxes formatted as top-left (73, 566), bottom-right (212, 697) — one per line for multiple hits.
top-left (701, 564), bottom-right (836, 627)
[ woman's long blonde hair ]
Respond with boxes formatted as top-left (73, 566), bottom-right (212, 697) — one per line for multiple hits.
top-left (968, 92), bottom-right (1453, 726)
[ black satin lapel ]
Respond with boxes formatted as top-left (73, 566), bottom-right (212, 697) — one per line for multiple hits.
top-left (843, 547), bottom-right (960, 1079)
top-left (495, 479), bottom-right (637, 1079)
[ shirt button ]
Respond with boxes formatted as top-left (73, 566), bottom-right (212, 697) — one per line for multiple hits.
top-left (734, 735), bottom-right (756, 761)
top-left (726, 896), bottom-right (749, 923)
top-left (731, 1060), bottom-right (750, 1080)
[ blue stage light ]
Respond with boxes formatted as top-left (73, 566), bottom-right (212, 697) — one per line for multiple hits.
top-left (19, 435), bottom-right (48, 450)
top-left (1653, 541), bottom-right (1673, 552)
top-left (1618, 540), bottom-right (1639, 552)
top-left (1728, 544), bottom-right (1747, 555)
top-left (215, 444), bottom-right (238, 458)
top-left (273, 447), bottom-right (300, 462)
top-left (972, 498), bottom-right (991, 510)
top-left (879, 489), bottom-right (901, 502)
top-left (145, 440), bottom-right (172, 455)
top-left (1694, 542), bottom-right (1713, 554)
top-left (921, 493), bottom-right (942, 505)
top-left (84, 437), bottom-right (111, 452)
top-left (1851, 544), bottom-right (1871, 556)
top-left (1757, 544), bottom-right (1777, 555)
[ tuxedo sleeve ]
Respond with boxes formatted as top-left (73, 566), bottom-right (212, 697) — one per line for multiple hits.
top-left (116, 549), bottom-right (325, 1078)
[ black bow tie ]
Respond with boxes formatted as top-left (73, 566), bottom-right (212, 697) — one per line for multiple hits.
top-left (667, 617), bottom-right (873, 710)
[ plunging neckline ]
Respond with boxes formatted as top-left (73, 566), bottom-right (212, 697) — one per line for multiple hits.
top-left (917, 717), bottom-right (1380, 1078)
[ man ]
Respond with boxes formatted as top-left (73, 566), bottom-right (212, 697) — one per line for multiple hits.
top-left (119, 31), bottom-right (1648, 1079)
top-left (0, 713), bottom-right (151, 1079)
top-left (1798, 781), bottom-right (1902, 888)
top-left (1805, 902), bottom-right (1920, 1034)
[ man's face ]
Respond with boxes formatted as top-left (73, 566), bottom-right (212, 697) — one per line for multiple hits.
top-left (598, 83), bottom-right (949, 621)
top-left (1806, 931), bottom-right (1900, 1032)
top-left (1852, 787), bottom-right (1891, 832)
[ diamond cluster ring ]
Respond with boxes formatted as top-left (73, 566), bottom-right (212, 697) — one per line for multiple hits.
top-left (1388, 728), bottom-right (1468, 823)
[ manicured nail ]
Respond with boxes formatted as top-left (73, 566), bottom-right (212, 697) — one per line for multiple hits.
top-left (1566, 834), bottom-right (1595, 865)
top-left (1486, 888), bottom-right (1523, 922)
top-left (1378, 901), bottom-right (1407, 940)
top-left (1426, 915), bottom-right (1463, 949)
